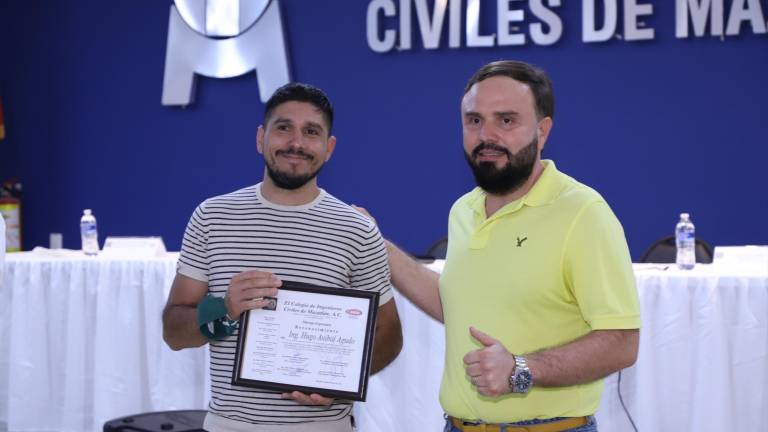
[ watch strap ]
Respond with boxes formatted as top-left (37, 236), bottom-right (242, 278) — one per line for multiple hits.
top-left (509, 354), bottom-right (533, 393)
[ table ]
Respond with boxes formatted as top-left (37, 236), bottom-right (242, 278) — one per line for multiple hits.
top-left (0, 250), bottom-right (208, 432)
top-left (597, 263), bottom-right (768, 431)
top-left (2, 254), bottom-right (767, 431)
top-left (360, 262), bottom-right (768, 431)
top-left (1, 217), bottom-right (5, 282)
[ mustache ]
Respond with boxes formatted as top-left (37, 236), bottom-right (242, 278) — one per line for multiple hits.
top-left (472, 142), bottom-right (511, 159)
top-left (276, 149), bottom-right (313, 160)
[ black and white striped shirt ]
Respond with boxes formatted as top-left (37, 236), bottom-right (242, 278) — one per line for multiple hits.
top-left (177, 183), bottom-right (393, 425)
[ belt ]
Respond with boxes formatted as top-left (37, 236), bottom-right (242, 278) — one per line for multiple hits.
top-left (449, 416), bottom-right (589, 432)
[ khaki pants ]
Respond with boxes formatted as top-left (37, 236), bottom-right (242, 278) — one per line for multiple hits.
top-left (204, 412), bottom-right (354, 432)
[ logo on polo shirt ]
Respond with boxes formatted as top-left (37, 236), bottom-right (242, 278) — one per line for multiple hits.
top-left (516, 236), bottom-right (528, 247)
top-left (162, 0), bottom-right (291, 106)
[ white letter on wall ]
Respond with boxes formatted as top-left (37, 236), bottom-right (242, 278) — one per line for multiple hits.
top-left (624, 0), bottom-right (655, 40)
top-left (583, 0), bottom-right (617, 42)
top-left (367, 0), bottom-right (397, 52)
top-left (414, 0), bottom-right (448, 49)
top-left (400, 0), bottom-right (412, 50)
top-left (530, 0), bottom-right (563, 45)
top-left (449, 0), bottom-right (462, 47)
top-left (725, 0), bottom-right (767, 36)
top-left (676, 0), bottom-right (724, 38)
top-left (498, 0), bottom-right (525, 46)
top-left (467, 0), bottom-right (495, 47)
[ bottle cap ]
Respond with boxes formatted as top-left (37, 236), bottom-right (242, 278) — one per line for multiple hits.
top-left (680, 212), bottom-right (689, 219)
top-left (84, 209), bottom-right (92, 215)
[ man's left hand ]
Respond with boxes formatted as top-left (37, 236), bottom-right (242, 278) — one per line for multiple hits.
top-left (281, 391), bottom-right (334, 406)
top-left (463, 326), bottom-right (516, 397)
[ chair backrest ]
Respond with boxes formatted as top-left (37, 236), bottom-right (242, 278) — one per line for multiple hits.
top-left (639, 235), bottom-right (714, 264)
top-left (424, 236), bottom-right (448, 260)
top-left (103, 410), bottom-right (207, 432)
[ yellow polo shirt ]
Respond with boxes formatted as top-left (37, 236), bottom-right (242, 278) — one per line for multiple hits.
top-left (439, 160), bottom-right (640, 422)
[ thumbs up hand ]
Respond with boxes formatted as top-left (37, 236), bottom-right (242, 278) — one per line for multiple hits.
top-left (462, 326), bottom-right (516, 397)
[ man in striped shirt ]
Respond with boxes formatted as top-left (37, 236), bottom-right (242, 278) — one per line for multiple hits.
top-left (163, 83), bottom-right (403, 432)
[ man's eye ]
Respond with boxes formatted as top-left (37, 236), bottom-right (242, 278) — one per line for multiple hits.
top-left (306, 128), bottom-right (319, 136)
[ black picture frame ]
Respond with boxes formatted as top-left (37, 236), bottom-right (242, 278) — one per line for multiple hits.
top-left (231, 280), bottom-right (380, 401)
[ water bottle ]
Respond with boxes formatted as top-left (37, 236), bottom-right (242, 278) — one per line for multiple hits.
top-left (675, 212), bottom-right (695, 270)
top-left (80, 209), bottom-right (99, 255)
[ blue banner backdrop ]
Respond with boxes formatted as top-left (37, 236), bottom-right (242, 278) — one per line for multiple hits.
top-left (0, 0), bottom-right (766, 259)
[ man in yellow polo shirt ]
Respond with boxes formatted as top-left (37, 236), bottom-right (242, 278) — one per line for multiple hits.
top-left (358, 60), bottom-right (640, 431)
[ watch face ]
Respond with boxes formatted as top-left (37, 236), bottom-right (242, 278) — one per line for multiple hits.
top-left (515, 370), bottom-right (533, 392)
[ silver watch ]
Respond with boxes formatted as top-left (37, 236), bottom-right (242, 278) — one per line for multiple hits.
top-left (508, 355), bottom-right (533, 394)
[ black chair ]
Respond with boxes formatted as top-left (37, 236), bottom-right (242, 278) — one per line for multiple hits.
top-left (103, 410), bottom-right (206, 432)
top-left (423, 236), bottom-right (448, 260)
top-left (639, 235), bottom-right (714, 264)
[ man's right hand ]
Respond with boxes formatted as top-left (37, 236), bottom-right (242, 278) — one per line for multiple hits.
top-left (225, 270), bottom-right (282, 320)
top-left (352, 205), bottom-right (377, 225)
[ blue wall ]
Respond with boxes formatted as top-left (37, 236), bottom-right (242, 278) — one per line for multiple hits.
top-left (1, 0), bottom-right (766, 259)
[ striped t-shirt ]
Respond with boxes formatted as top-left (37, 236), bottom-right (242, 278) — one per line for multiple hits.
top-left (177, 183), bottom-right (393, 425)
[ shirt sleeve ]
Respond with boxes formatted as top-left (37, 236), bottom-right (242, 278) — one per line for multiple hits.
top-left (563, 200), bottom-right (641, 330)
top-left (177, 201), bottom-right (210, 283)
top-left (349, 222), bottom-right (394, 307)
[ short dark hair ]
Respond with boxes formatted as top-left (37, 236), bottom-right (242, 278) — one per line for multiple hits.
top-left (464, 60), bottom-right (554, 120)
top-left (264, 82), bottom-right (334, 134)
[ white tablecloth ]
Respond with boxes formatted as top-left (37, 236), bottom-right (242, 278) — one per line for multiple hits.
top-left (0, 216), bottom-right (5, 284)
top-left (2, 254), bottom-right (767, 431)
top-left (598, 263), bottom-right (768, 431)
top-left (0, 251), bottom-right (208, 432)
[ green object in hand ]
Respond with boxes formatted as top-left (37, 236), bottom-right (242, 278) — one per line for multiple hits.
top-left (197, 295), bottom-right (237, 340)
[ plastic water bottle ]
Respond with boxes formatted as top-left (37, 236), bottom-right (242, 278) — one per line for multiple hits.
top-left (80, 209), bottom-right (99, 255)
top-left (675, 212), bottom-right (695, 270)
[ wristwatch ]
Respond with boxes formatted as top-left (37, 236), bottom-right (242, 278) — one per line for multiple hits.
top-left (508, 354), bottom-right (533, 394)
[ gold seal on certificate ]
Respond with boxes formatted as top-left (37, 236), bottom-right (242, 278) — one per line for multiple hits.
top-left (232, 281), bottom-right (379, 401)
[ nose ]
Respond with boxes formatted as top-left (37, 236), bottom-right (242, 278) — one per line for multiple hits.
top-left (287, 129), bottom-right (304, 149)
top-left (477, 123), bottom-right (498, 144)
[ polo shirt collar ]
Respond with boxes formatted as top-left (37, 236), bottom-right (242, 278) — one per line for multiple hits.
top-left (468, 160), bottom-right (564, 220)
top-left (521, 159), bottom-right (563, 207)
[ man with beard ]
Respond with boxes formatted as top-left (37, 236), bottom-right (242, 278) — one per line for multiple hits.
top-left (163, 83), bottom-right (402, 432)
top-left (357, 60), bottom-right (640, 431)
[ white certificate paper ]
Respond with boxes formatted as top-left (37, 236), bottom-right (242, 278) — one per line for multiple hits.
top-left (232, 281), bottom-right (379, 401)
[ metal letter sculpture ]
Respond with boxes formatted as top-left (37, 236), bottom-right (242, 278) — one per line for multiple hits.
top-left (162, 0), bottom-right (291, 106)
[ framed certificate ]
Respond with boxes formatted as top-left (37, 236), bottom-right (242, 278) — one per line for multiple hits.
top-left (231, 280), bottom-right (380, 401)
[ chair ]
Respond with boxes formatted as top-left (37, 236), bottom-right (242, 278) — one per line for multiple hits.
top-left (103, 410), bottom-right (207, 432)
top-left (639, 235), bottom-right (714, 264)
top-left (423, 236), bottom-right (448, 260)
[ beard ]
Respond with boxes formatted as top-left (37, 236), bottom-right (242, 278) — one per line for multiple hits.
top-left (265, 149), bottom-right (323, 190)
top-left (464, 135), bottom-right (538, 195)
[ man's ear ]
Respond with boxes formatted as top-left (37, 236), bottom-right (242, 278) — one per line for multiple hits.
top-left (256, 125), bottom-right (265, 154)
top-left (536, 117), bottom-right (553, 153)
top-left (324, 135), bottom-right (337, 162)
